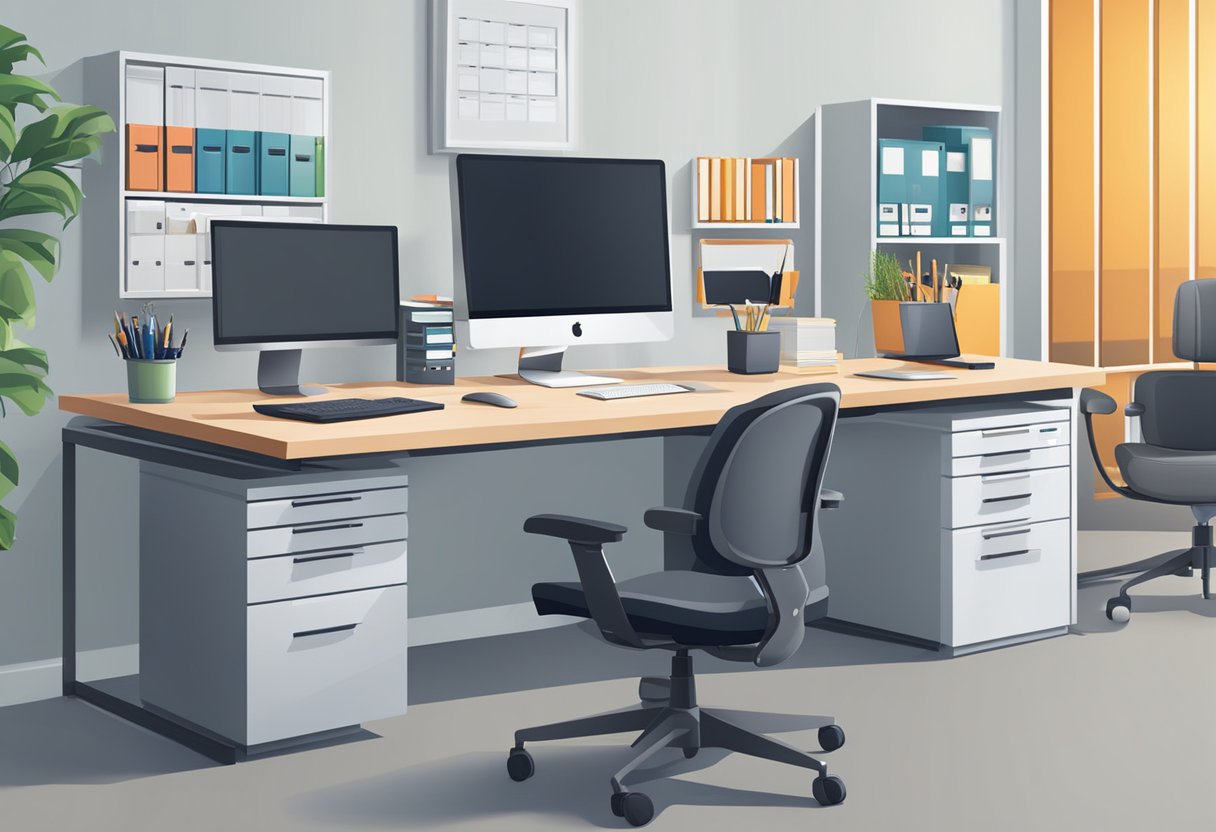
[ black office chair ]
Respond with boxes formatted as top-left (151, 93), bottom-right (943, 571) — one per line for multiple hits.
top-left (1080, 279), bottom-right (1216, 622)
top-left (506, 384), bottom-right (846, 827)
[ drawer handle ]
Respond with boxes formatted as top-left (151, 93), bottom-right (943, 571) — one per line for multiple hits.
top-left (981, 493), bottom-right (1032, 504)
top-left (293, 550), bottom-right (360, 564)
top-left (291, 495), bottom-right (362, 508)
top-left (981, 472), bottom-right (1032, 483)
top-left (981, 449), bottom-right (1032, 459)
top-left (292, 522), bottom-right (363, 535)
top-left (979, 548), bottom-right (1038, 562)
top-left (293, 622), bottom-right (358, 639)
top-left (981, 427), bottom-right (1031, 437)
top-left (982, 527), bottom-right (1031, 540)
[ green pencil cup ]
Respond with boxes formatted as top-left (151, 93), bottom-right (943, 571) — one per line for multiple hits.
top-left (126, 359), bottom-right (176, 404)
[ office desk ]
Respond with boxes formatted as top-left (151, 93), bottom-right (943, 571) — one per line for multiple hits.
top-left (58, 357), bottom-right (1104, 762)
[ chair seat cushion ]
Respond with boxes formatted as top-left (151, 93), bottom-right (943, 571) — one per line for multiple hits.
top-left (1116, 443), bottom-right (1216, 503)
top-left (533, 570), bottom-right (772, 646)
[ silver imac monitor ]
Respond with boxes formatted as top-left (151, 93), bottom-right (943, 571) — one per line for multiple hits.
top-left (454, 155), bottom-right (674, 387)
top-left (211, 221), bottom-right (400, 396)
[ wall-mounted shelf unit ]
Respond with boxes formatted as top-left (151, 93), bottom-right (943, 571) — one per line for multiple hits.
top-left (691, 156), bottom-right (800, 229)
top-left (817, 99), bottom-right (1004, 357)
top-left (84, 52), bottom-right (331, 299)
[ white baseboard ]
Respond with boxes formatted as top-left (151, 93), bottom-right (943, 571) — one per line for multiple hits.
top-left (409, 602), bottom-right (577, 647)
top-left (0, 606), bottom-right (569, 707)
top-left (0, 644), bottom-right (139, 708)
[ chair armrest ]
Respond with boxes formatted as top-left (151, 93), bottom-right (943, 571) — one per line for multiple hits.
top-left (1125, 402), bottom-right (1145, 417)
top-left (643, 507), bottom-right (700, 535)
top-left (819, 488), bottom-right (844, 510)
top-left (1081, 388), bottom-right (1117, 415)
top-left (1079, 394), bottom-right (1134, 498)
top-left (526, 513), bottom-right (646, 649)
top-left (524, 514), bottom-right (627, 544)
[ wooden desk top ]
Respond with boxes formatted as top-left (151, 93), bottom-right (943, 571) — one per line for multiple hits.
top-left (59, 358), bottom-right (1105, 460)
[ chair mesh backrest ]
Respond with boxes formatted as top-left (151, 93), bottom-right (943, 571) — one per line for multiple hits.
top-left (1173, 279), bottom-right (1216, 361)
top-left (1134, 280), bottom-right (1216, 450)
top-left (684, 384), bottom-right (839, 574)
top-left (1135, 371), bottom-right (1216, 450)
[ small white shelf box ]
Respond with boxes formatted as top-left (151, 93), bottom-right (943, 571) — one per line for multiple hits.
top-left (816, 99), bottom-right (1005, 357)
top-left (84, 52), bottom-right (332, 299)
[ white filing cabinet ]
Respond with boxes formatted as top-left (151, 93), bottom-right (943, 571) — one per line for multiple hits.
top-left (139, 461), bottom-right (408, 748)
top-left (819, 401), bottom-right (1075, 655)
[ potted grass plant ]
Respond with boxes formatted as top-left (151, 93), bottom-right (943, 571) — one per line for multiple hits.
top-left (0, 25), bottom-right (114, 547)
top-left (863, 250), bottom-right (908, 354)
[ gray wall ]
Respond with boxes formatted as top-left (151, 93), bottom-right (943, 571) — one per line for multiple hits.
top-left (0, 0), bottom-right (1019, 681)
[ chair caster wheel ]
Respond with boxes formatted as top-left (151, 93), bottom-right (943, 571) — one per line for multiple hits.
top-left (1106, 597), bottom-right (1131, 623)
top-left (818, 724), bottom-right (846, 752)
top-left (611, 792), bottom-right (654, 826)
top-left (812, 774), bottom-right (847, 806)
top-left (506, 747), bottom-right (534, 782)
top-left (683, 746), bottom-right (699, 759)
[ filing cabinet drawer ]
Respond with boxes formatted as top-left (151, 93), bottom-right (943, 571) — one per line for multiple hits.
top-left (247, 540), bottom-right (407, 603)
top-left (247, 512), bottom-right (407, 558)
top-left (951, 419), bottom-right (1068, 458)
top-left (949, 445), bottom-right (1070, 477)
top-left (246, 585), bottom-right (407, 746)
top-left (947, 518), bottom-right (1070, 646)
top-left (946, 467), bottom-right (1069, 529)
top-left (247, 486), bottom-right (408, 529)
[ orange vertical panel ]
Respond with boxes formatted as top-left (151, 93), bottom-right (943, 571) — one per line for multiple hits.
top-left (1100, 0), bottom-right (1152, 367)
top-left (1050, 0), bottom-right (1097, 366)
top-left (1155, 0), bottom-right (1190, 360)
top-left (1199, 0), bottom-right (1216, 277)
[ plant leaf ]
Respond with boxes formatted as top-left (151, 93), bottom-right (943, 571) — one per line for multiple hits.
top-left (0, 167), bottom-right (82, 226)
top-left (0, 105), bottom-right (15, 159)
top-left (8, 109), bottom-right (59, 162)
top-left (0, 439), bottom-right (17, 503)
top-left (0, 25), bottom-right (42, 77)
top-left (0, 73), bottom-right (60, 113)
top-left (0, 353), bottom-right (52, 416)
top-left (0, 504), bottom-right (14, 550)
top-left (0, 339), bottom-right (48, 373)
top-left (0, 229), bottom-right (59, 281)
top-left (0, 251), bottom-right (37, 324)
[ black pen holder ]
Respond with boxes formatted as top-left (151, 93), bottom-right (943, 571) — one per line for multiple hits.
top-left (726, 330), bottom-right (780, 375)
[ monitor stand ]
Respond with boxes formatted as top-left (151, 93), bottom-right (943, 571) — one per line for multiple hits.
top-left (517, 346), bottom-right (621, 388)
top-left (258, 349), bottom-right (328, 397)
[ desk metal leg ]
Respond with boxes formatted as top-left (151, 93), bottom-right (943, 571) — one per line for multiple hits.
top-left (62, 440), bottom-right (76, 695)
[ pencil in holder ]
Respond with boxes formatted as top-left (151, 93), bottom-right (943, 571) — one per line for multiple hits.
top-left (127, 359), bottom-right (177, 404)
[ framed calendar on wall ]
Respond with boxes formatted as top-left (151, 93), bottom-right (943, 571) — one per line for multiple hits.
top-left (430, 0), bottom-right (578, 153)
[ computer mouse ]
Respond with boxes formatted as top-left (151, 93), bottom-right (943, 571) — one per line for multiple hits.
top-left (462, 391), bottom-right (518, 409)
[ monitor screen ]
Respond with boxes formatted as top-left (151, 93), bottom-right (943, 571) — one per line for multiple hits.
top-left (212, 222), bottom-right (399, 346)
top-left (456, 155), bottom-right (671, 319)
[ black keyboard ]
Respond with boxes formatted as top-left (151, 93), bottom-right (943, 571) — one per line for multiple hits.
top-left (254, 397), bottom-right (444, 423)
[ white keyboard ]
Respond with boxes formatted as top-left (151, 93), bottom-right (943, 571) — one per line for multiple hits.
top-left (577, 383), bottom-right (694, 401)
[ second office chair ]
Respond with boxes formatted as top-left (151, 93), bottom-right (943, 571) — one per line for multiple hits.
top-left (507, 383), bottom-right (846, 827)
top-left (1080, 279), bottom-right (1216, 621)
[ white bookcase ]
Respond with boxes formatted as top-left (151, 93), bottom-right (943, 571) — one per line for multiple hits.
top-left (816, 99), bottom-right (1005, 357)
top-left (83, 52), bottom-right (331, 299)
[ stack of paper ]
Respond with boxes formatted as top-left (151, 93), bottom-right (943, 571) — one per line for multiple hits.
top-left (767, 317), bottom-right (838, 374)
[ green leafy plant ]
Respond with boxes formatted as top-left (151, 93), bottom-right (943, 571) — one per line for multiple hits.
top-left (863, 250), bottom-right (908, 301)
top-left (0, 25), bottom-right (114, 548)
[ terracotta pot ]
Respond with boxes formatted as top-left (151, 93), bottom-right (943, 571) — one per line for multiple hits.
top-left (870, 299), bottom-right (905, 354)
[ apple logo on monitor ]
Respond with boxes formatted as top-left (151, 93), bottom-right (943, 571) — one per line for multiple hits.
top-left (572, 322), bottom-right (583, 337)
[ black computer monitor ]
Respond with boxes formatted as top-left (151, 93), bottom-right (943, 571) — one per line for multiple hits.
top-left (455, 154), bottom-right (674, 387)
top-left (211, 221), bottom-right (399, 396)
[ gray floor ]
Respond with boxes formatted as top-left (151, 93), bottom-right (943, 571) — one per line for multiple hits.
top-left (3, 531), bottom-right (1215, 831)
